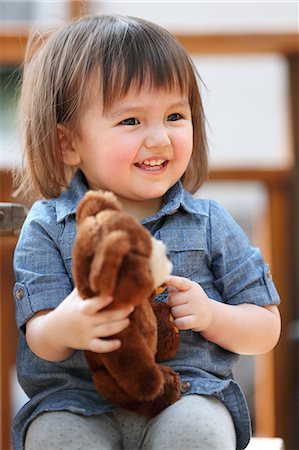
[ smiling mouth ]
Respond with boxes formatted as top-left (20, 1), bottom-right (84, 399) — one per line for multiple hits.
top-left (134, 159), bottom-right (168, 171)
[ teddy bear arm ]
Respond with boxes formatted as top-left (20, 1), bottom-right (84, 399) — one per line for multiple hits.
top-left (152, 301), bottom-right (180, 362)
top-left (100, 323), bottom-right (164, 401)
top-left (90, 366), bottom-right (140, 409)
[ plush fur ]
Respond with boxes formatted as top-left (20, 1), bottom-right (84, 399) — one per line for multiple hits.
top-left (72, 190), bottom-right (181, 417)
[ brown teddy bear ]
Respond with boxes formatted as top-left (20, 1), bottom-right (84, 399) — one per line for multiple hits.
top-left (72, 190), bottom-right (182, 417)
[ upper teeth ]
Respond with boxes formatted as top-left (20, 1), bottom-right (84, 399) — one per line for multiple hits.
top-left (143, 159), bottom-right (165, 166)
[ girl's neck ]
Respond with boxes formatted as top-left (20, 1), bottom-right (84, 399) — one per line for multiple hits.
top-left (116, 196), bottom-right (163, 221)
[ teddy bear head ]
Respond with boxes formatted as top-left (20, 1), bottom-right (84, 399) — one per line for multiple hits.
top-left (73, 190), bottom-right (172, 307)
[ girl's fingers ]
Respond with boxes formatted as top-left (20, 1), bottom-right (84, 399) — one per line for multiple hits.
top-left (89, 338), bottom-right (121, 353)
top-left (82, 295), bottom-right (114, 314)
top-left (102, 305), bottom-right (134, 320)
top-left (92, 306), bottom-right (134, 326)
top-left (174, 315), bottom-right (195, 331)
top-left (165, 275), bottom-right (191, 292)
top-left (80, 296), bottom-right (134, 321)
top-left (171, 304), bottom-right (190, 318)
top-left (167, 291), bottom-right (189, 307)
top-left (94, 318), bottom-right (131, 338)
top-left (89, 317), bottom-right (132, 352)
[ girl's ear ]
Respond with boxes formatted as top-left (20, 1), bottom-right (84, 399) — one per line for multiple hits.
top-left (57, 124), bottom-right (81, 166)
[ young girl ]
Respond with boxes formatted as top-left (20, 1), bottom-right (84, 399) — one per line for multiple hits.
top-left (13, 14), bottom-right (281, 450)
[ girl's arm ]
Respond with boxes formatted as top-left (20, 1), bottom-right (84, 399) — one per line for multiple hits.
top-left (166, 275), bottom-right (281, 355)
top-left (26, 288), bottom-right (134, 362)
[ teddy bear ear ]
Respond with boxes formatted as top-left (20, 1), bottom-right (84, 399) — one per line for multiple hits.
top-left (77, 190), bottom-right (122, 224)
top-left (89, 230), bottom-right (131, 295)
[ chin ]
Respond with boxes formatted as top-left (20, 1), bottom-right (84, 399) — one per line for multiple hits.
top-left (142, 182), bottom-right (175, 198)
top-left (138, 190), bottom-right (168, 202)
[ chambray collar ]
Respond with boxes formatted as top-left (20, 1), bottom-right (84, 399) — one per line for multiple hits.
top-left (141, 181), bottom-right (208, 224)
top-left (55, 170), bottom-right (207, 223)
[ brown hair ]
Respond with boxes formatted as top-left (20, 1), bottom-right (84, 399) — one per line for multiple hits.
top-left (16, 14), bottom-right (208, 199)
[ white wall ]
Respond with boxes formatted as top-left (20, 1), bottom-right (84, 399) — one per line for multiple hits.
top-left (0, 1), bottom-right (297, 168)
top-left (90, 1), bottom-right (296, 169)
top-left (92, 1), bottom-right (298, 33)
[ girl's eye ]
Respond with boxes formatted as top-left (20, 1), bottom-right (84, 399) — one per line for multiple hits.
top-left (119, 118), bottom-right (139, 126)
top-left (167, 113), bottom-right (183, 121)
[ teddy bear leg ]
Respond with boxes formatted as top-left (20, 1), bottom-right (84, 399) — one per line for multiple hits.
top-left (152, 301), bottom-right (180, 362)
top-left (89, 358), bottom-right (181, 419)
top-left (92, 364), bottom-right (181, 419)
top-left (100, 324), bottom-right (164, 402)
top-left (129, 365), bottom-right (182, 418)
top-left (85, 351), bottom-right (148, 411)
top-left (85, 351), bottom-right (138, 409)
top-left (147, 364), bottom-right (181, 416)
top-left (91, 367), bottom-right (139, 409)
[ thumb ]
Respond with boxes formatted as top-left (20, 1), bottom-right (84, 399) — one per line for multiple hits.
top-left (165, 275), bottom-right (191, 292)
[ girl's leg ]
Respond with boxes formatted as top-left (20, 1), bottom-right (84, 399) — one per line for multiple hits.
top-left (112, 408), bottom-right (148, 450)
top-left (141, 394), bottom-right (237, 450)
top-left (24, 411), bottom-right (121, 450)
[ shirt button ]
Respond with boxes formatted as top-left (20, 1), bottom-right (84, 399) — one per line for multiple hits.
top-left (180, 381), bottom-right (191, 394)
top-left (15, 288), bottom-right (24, 300)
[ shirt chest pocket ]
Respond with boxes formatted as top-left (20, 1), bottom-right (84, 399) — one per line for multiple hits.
top-left (159, 228), bottom-right (207, 279)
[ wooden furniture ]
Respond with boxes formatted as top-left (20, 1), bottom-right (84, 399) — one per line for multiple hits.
top-left (1, 235), bottom-right (15, 448)
top-left (0, 232), bottom-right (21, 449)
top-left (0, 173), bottom-right (29, 450)
top-left (210, 168), bottom-right (295, 441)
top-left (0, 2), bottom-right (298, 448)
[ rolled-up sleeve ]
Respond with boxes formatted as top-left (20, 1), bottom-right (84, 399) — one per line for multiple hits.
top-left (209, 201), bottom-right (280, 307)
top-left (13, 201), bottom-right (73, 330)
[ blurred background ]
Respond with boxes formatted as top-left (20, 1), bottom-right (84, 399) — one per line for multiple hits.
top-left (0, 1), bottom-right (298, 449)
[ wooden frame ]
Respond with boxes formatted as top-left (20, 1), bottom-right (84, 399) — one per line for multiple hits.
top-left (0, 234), bottom-right (19, 450)
top-left (178, 33), bottom-right (299, 55)
top-left (1, 2), bottom-right (298, 447)
top-left (1, 31), bottom-right (298, 66)
top-left (211, 167), bottom-right (295, 440)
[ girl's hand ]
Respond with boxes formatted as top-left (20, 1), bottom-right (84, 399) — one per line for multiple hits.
top-left (52, 288), bottom-right (134, 353)
top-left (26, 288), bottom-right (134, 361)
top-left (165, 275), bottom-right (281, 355)
top-left (165, 275), bottom-right (213, 332)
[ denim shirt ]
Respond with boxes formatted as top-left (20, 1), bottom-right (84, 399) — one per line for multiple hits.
top-left (13, 170), bottom-right (280, 450)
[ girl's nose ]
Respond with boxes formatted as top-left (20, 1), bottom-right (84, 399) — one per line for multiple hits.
top-left (144, 125), bottom-right (171, 149)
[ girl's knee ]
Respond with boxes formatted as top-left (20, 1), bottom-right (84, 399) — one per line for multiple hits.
top-left (143, 395), bottom-right (236, 450)
top-left (25, 411), bottom-right (120, 450)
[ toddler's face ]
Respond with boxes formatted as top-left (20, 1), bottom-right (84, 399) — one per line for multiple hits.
top-left (68, 86), bottom-right (193, 209)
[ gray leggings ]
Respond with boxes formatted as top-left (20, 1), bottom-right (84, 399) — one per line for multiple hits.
top-left (25, 395), bottom-right (237, 450)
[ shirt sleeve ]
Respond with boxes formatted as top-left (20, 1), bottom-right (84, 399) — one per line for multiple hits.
top-left (13, 200), bottom-right (73, 331)
top-left (209, 200), bottom-right (280, 307)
